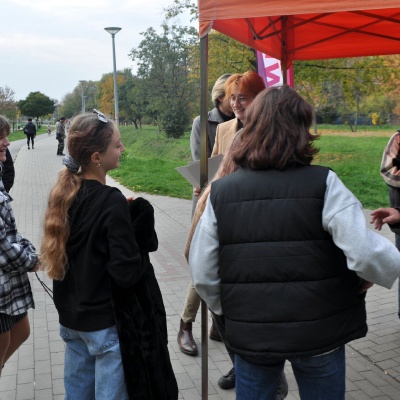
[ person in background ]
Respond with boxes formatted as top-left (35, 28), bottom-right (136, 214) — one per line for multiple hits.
top-left (23, 118), bottom-right (36, 150)
top-left (211, 70), bottom-right (266, 157)
top-left (379, 129), bottom-right (400, 319)
top-left (56, 116), bottom-right (66, 156)
top-left (197, 70), bottom-right (265, 389)
top-left (178, 74), bottom-right (236, 390)
top-left (47, 124), bottom-right (51, 135)
top-left (189, 86), bottom-right (400, 400)
top-left (40, 111), bottom-right (177, 399)
top-left (0, 116), bottom-right (39, 378)
top-left (179, 74), bottom-right (233, 352)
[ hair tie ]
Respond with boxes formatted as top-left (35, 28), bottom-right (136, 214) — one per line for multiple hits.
top-left (62, 154), bottom-right (80, 173)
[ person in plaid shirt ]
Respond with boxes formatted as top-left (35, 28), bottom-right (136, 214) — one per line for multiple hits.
top-left (0, 115), bottom-right (39, 377)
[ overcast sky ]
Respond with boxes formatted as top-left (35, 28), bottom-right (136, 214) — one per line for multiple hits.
top-left (0, 0), bottom-right (192, 102)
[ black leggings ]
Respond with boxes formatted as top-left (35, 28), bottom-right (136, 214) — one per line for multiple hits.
top-left (26, 134), bottom-right (34, 147)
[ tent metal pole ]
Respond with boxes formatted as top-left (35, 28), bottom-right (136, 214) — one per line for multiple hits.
top-left (199, 33), bottom-right (209, 400)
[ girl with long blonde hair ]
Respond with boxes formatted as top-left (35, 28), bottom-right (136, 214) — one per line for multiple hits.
top-left (41, 111), bottom-right (177, 400)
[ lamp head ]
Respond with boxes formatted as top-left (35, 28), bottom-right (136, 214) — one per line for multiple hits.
top-left (104, 27), bottom-right (121, 35)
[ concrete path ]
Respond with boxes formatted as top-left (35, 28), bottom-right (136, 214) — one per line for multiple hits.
top-left (1, 132), bottom-right (400, 399)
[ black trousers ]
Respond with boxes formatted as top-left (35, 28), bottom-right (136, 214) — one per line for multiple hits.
top-left (57, 136), bottom-right (65, 154)
top-left (26, 134), bottom-right (35, 147)
top-left (210, 311), bottom-right (235, 364)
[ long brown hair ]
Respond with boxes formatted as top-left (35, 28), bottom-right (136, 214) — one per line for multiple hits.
top-left (232, 85), bottom-right (319, 170)
top-left (40, 113), bottom-right (115, 280)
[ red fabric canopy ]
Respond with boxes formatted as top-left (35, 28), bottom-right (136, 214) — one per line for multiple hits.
top-left (199, 0), bottom-right (400, 64)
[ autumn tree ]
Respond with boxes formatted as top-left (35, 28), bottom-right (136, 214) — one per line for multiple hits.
top-left (295, 56), bottom-right (399, 131)
top-left (60, 81), bottom-right (99, 118)
top-left (0, 86), bottom-right (17, 121)
top-left (18, 92), bottom-right (55, 124)
top-left (97, 73), bottom-right (126, 120)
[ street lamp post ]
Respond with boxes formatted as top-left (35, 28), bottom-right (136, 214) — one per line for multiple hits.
top-left (79, 80), bottom-right (86, 113)
top-left (15, 107), bottom-right (18, 131)
top-left (104, 27), bottom-right (121, 126)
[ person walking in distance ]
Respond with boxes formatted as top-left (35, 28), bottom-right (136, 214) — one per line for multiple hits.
top-left (56, 117), bottom-right (66, 156)
top-left (23, 118), bottom-right (36, 150)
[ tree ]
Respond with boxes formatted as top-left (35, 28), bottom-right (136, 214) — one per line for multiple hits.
top-left (97, 73), bottom-right (126, 120)
top-left (60, 81), bottom-right (99, 118)
top-left (295, 56), bottom-right (399, 131)
top-left (118, 72), bottom-right (147, 128)
top-left (0, 86), bottom-right (17, 122)
top-left (129, 25), bottom-right (198, 138)
top-left (18, 92), bottom-right (55, 124)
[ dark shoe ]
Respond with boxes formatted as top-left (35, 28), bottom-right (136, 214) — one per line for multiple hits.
top-left (209, 320), bottom-right (222, 342)
top-left (58, 153), bottom-right (65, 156)
top-left (177, 319), bottom-right (198, 356)
top-left (276, 372), bottom-right (288, 399)
top-left (28, 146), bottom-right (30, 149)
top-left (218, 367), bottom-right (235, 390)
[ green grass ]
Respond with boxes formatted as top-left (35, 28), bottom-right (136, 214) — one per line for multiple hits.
top-left (314, 135), bottom-right (391, 209)
top-left (109, 126), bottom-right (193, 199)
top-left (9, 125), bottom-right (49, 141)
top-left (107, 124), bottom-right (397, 208)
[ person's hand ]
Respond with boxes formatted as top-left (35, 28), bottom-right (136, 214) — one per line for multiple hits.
top-left (370, 208), bottom-right (400, 230)
top-left (29, 260), bottom-right (41, 273)
top-left (359, 279), bottom-right (373, 294)
top-left (126, 196), bottom-right (135, 203)
top-left (193, 187), bottom-right (201, 198)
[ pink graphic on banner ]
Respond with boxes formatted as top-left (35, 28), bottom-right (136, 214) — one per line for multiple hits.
top-left (256, 51), bottom-right (294, 88)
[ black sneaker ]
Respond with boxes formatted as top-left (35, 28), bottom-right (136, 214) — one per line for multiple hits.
top-left (218, 367), bottom-right (235, 390)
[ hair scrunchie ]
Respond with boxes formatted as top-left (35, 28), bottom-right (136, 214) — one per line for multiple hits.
top-left (62, 154), bottom-right (80, 173)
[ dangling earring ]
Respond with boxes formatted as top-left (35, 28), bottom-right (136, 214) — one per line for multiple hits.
top-left (97, 163), bottom-right (101, 168)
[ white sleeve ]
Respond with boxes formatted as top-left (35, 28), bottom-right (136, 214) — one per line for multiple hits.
top-left (323, 170), bottom-right (400, 289)
top-left (188, 196), bottom-right (222, 315)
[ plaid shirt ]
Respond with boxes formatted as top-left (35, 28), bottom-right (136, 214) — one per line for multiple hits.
top-left (0, 179), bottom-right (38, 315)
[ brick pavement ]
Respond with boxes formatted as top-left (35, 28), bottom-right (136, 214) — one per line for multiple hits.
top-left (0, 133), bottom-right (400, 399)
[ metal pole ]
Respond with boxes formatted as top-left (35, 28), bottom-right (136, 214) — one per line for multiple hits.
top-left (111, 33), bottom-right (119, 126)
top-left (105, 27), bottom-right (121, 126)
top-left (199, 34), bottom-right (209, 400)
top-left (79, 81), bottom-right (86, 113)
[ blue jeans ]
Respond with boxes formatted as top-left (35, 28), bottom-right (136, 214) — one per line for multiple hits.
top-left (60, 324), bottom-right (128, 400)
top-left (235, 346), bottom-right (345, 400)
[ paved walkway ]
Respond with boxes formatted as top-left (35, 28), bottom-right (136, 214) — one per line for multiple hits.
top-left (1, 132), bottom-right (400, 399)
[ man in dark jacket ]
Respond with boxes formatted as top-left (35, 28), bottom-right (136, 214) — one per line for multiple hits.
top-left (23, 118), bottom-right (36, 150)
top-left (56, 117), bottom-right (66, 155)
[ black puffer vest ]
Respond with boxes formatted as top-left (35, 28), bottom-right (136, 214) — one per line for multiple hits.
top-left (210, 165), bottom-right (367, 364)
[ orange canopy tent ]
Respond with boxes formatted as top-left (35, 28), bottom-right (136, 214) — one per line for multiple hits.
top-left (195, 2), bottom-right (400, 397)
top-left (199, 0), bottom-right (400, 66)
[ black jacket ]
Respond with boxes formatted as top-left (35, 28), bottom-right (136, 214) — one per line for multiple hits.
top-left (210, 166), bottom-right (367, 364)
top-left (24, 121), bottom-right (36, 135)
top-left (112, 197), bottom-right (178, 399)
